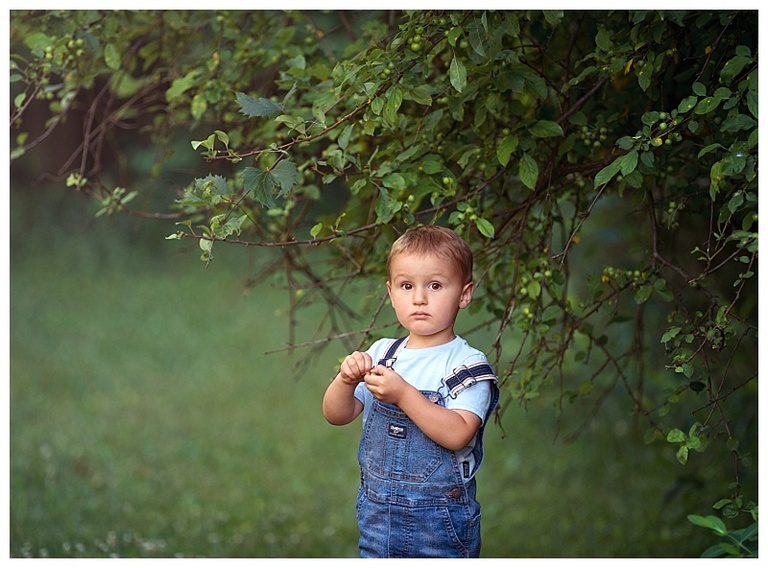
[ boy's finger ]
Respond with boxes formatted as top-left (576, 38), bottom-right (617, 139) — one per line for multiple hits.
top-left (352, 353), bottom-right (368, 368)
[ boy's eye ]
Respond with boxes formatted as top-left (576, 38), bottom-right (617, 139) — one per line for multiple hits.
top-left (401, 283), bottom-right (413, 290)
top-left (429, 282), bottom-right (442, 290)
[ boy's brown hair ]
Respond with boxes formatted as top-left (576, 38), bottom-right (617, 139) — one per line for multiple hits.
top-left (387, 225), bottom-right (474, 285)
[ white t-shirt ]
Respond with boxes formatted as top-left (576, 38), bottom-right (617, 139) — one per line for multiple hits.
top-left (354, 335), bottom-right (495, 479)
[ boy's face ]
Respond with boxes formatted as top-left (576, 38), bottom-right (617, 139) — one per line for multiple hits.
top-left (386, 251), bottom-right (474, 349)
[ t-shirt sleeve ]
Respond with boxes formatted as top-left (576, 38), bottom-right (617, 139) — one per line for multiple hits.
top-left (443, 351), bottom-right (496, 423)
top-left (445, 379), bottom-right (493, 424)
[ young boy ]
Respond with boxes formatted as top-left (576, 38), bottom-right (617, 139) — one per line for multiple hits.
top-left (322, 225), bottom-right (499, 558)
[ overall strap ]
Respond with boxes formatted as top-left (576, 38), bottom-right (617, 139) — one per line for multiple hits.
top-left (442, 361), bottom-right (497, 399)
top-left (377, 337), bottom-right (408, 369)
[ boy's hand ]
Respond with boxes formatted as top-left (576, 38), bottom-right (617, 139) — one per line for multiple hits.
top-left (339, 351), bottom-right (373, 385)
top-left (364, 365), bottom-right (410, 404)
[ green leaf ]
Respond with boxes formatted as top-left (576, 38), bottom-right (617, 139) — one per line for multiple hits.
top-left (594, 157), bottom-right (622, 187)
top-left (676, 445), bottom-right (689, 465)
top-left (721, 114), bottom-right (756, 133)
top-left (243, 166), bottom-right (277, 208)
top-left (199, 237), bottom-right (213, 258)
top-left (730, 522), bottom-right (758, 544)
top-left (449, 56), bottom-right (467, 93)
top-left (370, 96), bottom-right (384, 116)
top-left (632, 283), bottom-right (652, 304)
top-left (496, 135), bottom-right (519, 167)
top-left (338, 124), bottom-right (353, 150)
top-left (23, 31), bottom-right (52, 53)
top-left (595, 24), bottom-right (613, 51)
top-left (272, 160), bottom-right (299, 195)
top-left (420, 155), bottom-right (443, 174)
top-left (190, 138), bottom-right (209, 152)
top-left (679, 362), bottom-right (694, 378)
top-left (528, 120), bottom-right (564, 138)
top-left (688, 515), bottom-right (728, 537)
top-left (166, 70), bottom-right (199, 101)
top-left (210, 213), bottom-right (245, 239)
top-left (687, 514), bottom-right (712, 529)
top-left (637, 60), bottom-right (653, 92)
top-left (709, 161), bottom-right (723, 201)
top-left (661, 326), bottom-right (681, 344)
top-left (718, 543), bottom-right (741, 557)
top-left (375, 187), bottom-right (402, 223)
top-left (653, 278), bottom-right (674, 302)
top-left (727, 192), bottom-right (744, 214)
top-left (475, 217), bottom-right (495, 238)
top-left (382, 173), bottom-right (406, 190)
top-left (695, 96), bottom-right (723, 115)
top-left (666, 428), bottom-right (686, 443)
top-left (639, 150), bottom-right (654, 170)
top-left (235, 91), bottom-right (282, 118)
top-left (542, 10), bottom-right (563, 25)
top-left (214, 130), bottom-right (230, 147)
top-left (746, 89), bottom-right (757, 119)
top-left (677, 95), bottom-right (698, 114)
top-left (190, 92), bottom-right (207, 120)
top-left (275, 114), bottom-right (306, 134)
top-left (565, 66), bottom-right (598, 91)
top-left (541, 305), bottom-right (561, 323)
top-left (519, 153), bottom-right (539, 190)
top-left (720, 54), bottom-right (752, 84)
top-left (104, 42), bottom-right (121, 71)
top-left (446, 26), bottom-right (463, 47)
top-left (527, 280), bottom-right (541, 299)
top-left (385, 86), bottom-right (404, 125)
top-left (619, 150), bottom-right (638, 176)
top-left (404, 85), bottom-right (432, 106)
top-left (713, 86), bottom-right (732, 100)
top-left (468, 23), bottom-right (486, 57)
top-left (310, 223), bottom-right (323, 238)
top-left (698, 143), bottom-right (726, 158)
top-left (700, 544), bottom-right (726, 558)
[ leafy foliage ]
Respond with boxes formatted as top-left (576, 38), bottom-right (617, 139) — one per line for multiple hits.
top-left (11, 9), bottom-right (757, 553)
top-left (688, 514), bottom-right (757, 558)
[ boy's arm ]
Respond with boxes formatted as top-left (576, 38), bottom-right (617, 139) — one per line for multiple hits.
top-left (322, 374), bottom-right (364, 425)
top-left (364, 366), bottom-right (482, 451)
top-left (322, 351), bottom-right (371, 425)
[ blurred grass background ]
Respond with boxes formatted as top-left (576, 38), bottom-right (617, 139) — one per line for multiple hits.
top-left (10, 185), bottom-right (720, 558)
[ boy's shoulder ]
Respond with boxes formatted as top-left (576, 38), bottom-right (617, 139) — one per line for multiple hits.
top-left (453, 335), bottom-right (486, 356)
top-left (451, 337), bottom-right (493, 370)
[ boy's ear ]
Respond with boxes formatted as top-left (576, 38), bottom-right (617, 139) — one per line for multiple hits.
top-left (459, 282), bottom-right (475, 308)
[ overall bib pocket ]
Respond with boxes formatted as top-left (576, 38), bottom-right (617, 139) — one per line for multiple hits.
top-left (360, 398), bottom-right (443, 482)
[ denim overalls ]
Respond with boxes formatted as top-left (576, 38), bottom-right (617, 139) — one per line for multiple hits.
top-left (356, 337), bottom-right (499, 558)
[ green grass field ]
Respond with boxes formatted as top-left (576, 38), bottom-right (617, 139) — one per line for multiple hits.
top-left (10, 190), bottom-right (723, 557)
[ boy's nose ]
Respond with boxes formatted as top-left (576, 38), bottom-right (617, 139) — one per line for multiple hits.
top-left (413, 287), bottom-right (427, 304)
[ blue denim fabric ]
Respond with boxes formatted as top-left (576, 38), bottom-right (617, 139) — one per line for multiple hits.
top-left (356, 392), bottom-right (482, 558)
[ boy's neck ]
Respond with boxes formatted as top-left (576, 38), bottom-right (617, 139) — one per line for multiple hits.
top-left (405, 331), bottom-right (457, 349)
